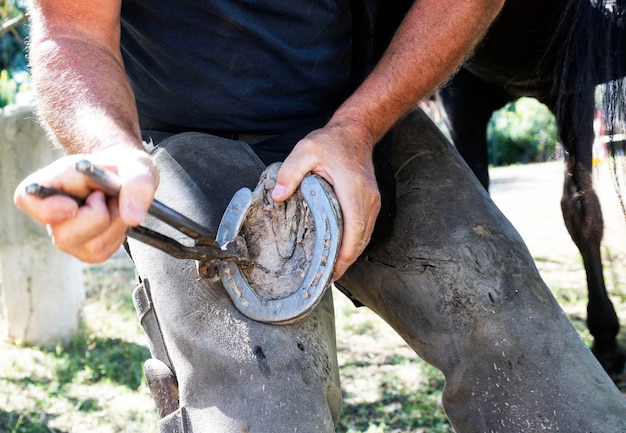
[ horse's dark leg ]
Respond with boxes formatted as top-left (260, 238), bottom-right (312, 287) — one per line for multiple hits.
top-left (553, 87), bottom-right (626, 378)
top-left (439, 67), bottom-right (510, 190)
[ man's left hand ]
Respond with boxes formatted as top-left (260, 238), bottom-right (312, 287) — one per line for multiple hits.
top-left (272, 122), bottom-right (381, 281)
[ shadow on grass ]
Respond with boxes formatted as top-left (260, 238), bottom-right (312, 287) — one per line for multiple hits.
top-left (0, 410), bottom-right (67, 433)
top-left (337, 355), bottom-right (451, 433)
top-left (48, 333), bottom-right (150, 391)
top-left (336, 392), bottom-right (452, 433)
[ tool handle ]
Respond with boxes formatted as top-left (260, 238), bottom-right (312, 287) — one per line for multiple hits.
top-left (75, 159), bottom-right (213, 239)
top-left (24, 160), bottom-right (246, 266)
top-left (24, 183), bottom-right (86, 206)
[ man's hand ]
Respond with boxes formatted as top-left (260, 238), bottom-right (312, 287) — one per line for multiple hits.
top-left (14, 146), bottom-right (158, 263)
top-left (272, 122), bottom-right (381, 281)
top-left (271, 0), bottom-right (505, 281)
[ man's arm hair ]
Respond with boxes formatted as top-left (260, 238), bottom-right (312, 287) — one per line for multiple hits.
top-left (28, 0), bottom-right (142, 153)
top-left (329, 0), bottom-right (504, 148)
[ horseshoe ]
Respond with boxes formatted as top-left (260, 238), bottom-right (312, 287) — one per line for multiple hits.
top-left (216, 174), bottom-right (342, 324)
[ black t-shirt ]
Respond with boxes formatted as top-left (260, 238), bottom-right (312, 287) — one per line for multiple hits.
top-left (120, 0), bottom-right (352, 133)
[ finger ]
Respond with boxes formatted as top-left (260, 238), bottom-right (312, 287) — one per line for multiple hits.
top-left (14, 188), bottom-right (80, 225)
top-left (333, 207), bottom-right (372, 280)
top-left (116, 152), bottom-right (159, 225)
top-left (48, 192), bottom-right (128, 262)
top-left (13, 156), bottom-right (93, 225)
top-left (80, 196), bottom-right (129, 262)
top-left (272, 144), bottom-right (317, 202)
top-left (332, 181), bottom-right (380, 281)
top-left (90, 147), bottom-right (159, 226)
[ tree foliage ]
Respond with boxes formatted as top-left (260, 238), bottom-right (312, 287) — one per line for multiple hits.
top-left (1, 0), bottom-right (28, 106)
top-left (1, 1), bottom-right (27, 70)
top-left (487, 97), bottom-right (558, 166)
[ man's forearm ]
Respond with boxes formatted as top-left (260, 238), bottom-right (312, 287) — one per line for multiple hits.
top-left (29, 3), bottom-right (142, 154)
top-left (31, 38), bottom-right (142, 154)
top-left (332, 0), bottom-right (504, 145)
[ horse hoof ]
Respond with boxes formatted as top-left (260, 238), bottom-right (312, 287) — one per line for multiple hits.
top-left (217, 163), bottom-right (342, 325)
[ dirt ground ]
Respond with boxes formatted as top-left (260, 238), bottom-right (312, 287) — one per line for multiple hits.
top-left (489, 159), bottom-right (626, 299)
top-left (488, 158), bottom-right (626, 381)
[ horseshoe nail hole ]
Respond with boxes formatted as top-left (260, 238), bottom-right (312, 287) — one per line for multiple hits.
top-left (297, 343), bottom-right (305, 352)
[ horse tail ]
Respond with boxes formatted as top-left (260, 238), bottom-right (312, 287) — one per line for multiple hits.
top-left (551, 0), bottom-right (626, 139)
top-left (550, 0), bottom-right (626, 219)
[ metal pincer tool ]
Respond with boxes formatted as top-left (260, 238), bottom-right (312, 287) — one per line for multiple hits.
top-left (26, 159), bottom-right (342, 324)
top-left (26, 160), bottom-right (249, 275)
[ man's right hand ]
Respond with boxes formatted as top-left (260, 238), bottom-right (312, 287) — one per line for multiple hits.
top-left (13, 146), bottom-right (159, 263)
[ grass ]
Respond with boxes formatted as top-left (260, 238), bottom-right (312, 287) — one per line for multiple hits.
top-left (334, 294), bottom-right (451, 433)
top-left (0, 255), bottom-right (157, 433)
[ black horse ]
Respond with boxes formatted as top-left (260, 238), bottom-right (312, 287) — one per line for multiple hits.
top-left (439, 0), bottom-right (626, 378)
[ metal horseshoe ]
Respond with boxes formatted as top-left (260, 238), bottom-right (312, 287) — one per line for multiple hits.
top-left (216, 174), bottom-right (342, 324)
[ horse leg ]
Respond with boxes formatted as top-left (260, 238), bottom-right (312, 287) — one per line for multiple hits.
top-left (553, 88), bottom-right (626, 378)
top-left (337, 108), bottom-right (626, 432)
top-left (439, 67), bottom-right (510, 190)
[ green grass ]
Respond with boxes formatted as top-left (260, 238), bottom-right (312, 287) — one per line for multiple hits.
top-left (334, 294), bottom-right (451, 433)
top-left (0, 255), bottom-right (157, 433)
top-left (0, 243), bottom-right (624, 432)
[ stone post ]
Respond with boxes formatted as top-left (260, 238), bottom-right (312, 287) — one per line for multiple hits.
top-left (0, 104), bottom-right (84, 347)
